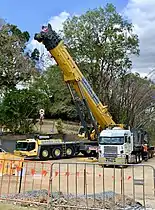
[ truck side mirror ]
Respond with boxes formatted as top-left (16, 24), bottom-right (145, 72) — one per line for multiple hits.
top-left (124, 136), bottom-right (128, 143)
top-left (128, 137), bottom-right (131, 144)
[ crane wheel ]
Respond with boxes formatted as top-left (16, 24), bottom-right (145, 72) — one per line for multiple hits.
top-left (40, 148), bottom-right (50, 160)
top-left (81, 150), bottom-right (95, 157)
top-left (66, 146), bottom-right (75, 158)
top-left (52, 147), bottom-right (63, 159)
top-left (75, 149), bottom-right (80, 156)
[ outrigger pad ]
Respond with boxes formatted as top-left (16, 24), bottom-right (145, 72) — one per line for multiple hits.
top-left (34, 23), bottom-right (62, 50)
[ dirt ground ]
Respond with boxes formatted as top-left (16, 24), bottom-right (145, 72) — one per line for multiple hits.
top-left (34, 119), bottom-right (80, 134)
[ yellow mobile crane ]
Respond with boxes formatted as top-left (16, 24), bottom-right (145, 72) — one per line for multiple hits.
top-left (14, 24), bottom-right (154, 163)
top-left (34, 24), bottom-right (122, 137)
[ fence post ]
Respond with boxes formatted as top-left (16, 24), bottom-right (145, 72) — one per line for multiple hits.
top-left (18, 162), bottom-right (24, 194)
top-left (84, 168), bottom-right (86, 195)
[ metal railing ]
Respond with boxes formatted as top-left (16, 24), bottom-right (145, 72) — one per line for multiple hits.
top-left (49, 162), bottom-right (155, 209)
top-left (0, 160), bottom-right (155, 209)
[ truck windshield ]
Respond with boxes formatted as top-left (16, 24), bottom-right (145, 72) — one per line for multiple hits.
top-left (16, 142), bottom-right (35, 151)
top-left (16, 142), bottom-right (28, 151)
top-left (99, 137), bottom-right (124, 145)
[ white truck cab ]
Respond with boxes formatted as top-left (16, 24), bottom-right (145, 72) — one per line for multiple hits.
top-left (98, 127), bottom-right (134, 164)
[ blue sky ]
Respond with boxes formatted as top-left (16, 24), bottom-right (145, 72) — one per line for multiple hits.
top-left (0, 0), bottom-right (128, 38)
top-left (1, 0), bottom-right (153, 76)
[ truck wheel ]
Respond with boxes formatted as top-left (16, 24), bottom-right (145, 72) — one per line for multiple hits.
top-left (125, 156), bottom-right (129, 164)
top-left (149, 152), bottom-right (153, 159)
top-left (148, 152), bottom-right (151, 159)
top-left (40, 148), bottom-right (50, 160)
top-left (66, 146), bottom-right (75, 158)
top-left (138, 154), bottom-right (143, 163)
top-left (81, 150), bottom-right (94, 157)
top-left (144, 153), bottom-right (149, 161)
top-left (74, 147), bottom-right (80, 156)
top-left (121, 158), bottom-right (128, 168)
top-left (135, 154), bottom-right (139, 164)
top-left (75, 149), bottom-right (80, 156)
top-left (52, 147), bottom-right (63, 159)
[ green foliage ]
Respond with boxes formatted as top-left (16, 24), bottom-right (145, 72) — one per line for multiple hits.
top-left (62, 3), bottom-right (139, 102)
top-left (108, 72), bottom-right (155, 128)
top-left (31, 48), bottom-right (40, 61)
top-left (31, 65), bottom-right (78, 120)
top-left (145, 122), bottom-right (155, 145)
top-left (61, 4), bottom-right (155, 134)
top-left (55, 119), bottom-right (64, 134)
top-left (0, 89), bottom-right (49, 134)
top-left (0, 23), bottom-right (35, 92)
top-left (9, 24), bottom-right (30, 43)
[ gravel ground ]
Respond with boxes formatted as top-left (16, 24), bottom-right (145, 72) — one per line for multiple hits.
top-left (0, 190), bottom-right (154, 210)
top-left (50, 191), bottom-right (148, 210)
top-left (0, 202), bottom-right (37, 210)
top-left (0, 190), bottom-right (48, 204)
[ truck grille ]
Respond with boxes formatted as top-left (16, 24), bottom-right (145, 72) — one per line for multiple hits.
top-left (104, 146), bottom-right (117, 157)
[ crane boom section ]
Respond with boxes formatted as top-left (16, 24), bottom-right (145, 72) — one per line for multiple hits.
top-left (34, 24), bottom-right (116, 129)
top-left (50, 41), bottom-right (115, 128)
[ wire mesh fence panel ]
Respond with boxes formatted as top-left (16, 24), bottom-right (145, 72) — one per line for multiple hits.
top-left (50, 162), bottom-right (155, 210)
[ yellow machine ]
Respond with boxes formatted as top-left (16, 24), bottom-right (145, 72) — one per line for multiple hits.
top-left (13, 24), bottom-right (154, 163)
top-left (34, 24), bottom-right (123, 140)
top-left (14, 137), bottom-right (63, 160)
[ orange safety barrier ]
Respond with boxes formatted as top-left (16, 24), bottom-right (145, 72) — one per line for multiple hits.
top-left (0, 159), bottom-right (51, 205)
top-left (0, 153), bottom-right (24, 176)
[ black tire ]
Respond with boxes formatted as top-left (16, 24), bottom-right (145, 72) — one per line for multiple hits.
top-left (125, 156), bottom-right (129, 164)
top-left (74, 147), bottom-right (80, 156)
top-left (52, 147), bottom-right (63, 159)
top-left (81, 150), bottom-right (95, 157)
top-left (66, 146), bottom-right (75, 158)
top-left (144, 153), bottom-right (149, 161)
top-left (149, 151), bottom-right (153, 159)
top-left (138, 153), bottom-right (143, 163)
top-left (148, 152), bottom-right (151, 159)
top-left (39, 148), bottom-right (50, 160)
top-left (75, 150), bottom-right (80, 156)
top-left (135, 154), bottom-right (139, 164)
top-left (120, 157), bottom-right (128, 168)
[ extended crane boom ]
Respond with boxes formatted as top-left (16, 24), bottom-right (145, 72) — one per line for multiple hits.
top-left (34, 24), bottom-right (119, 133)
